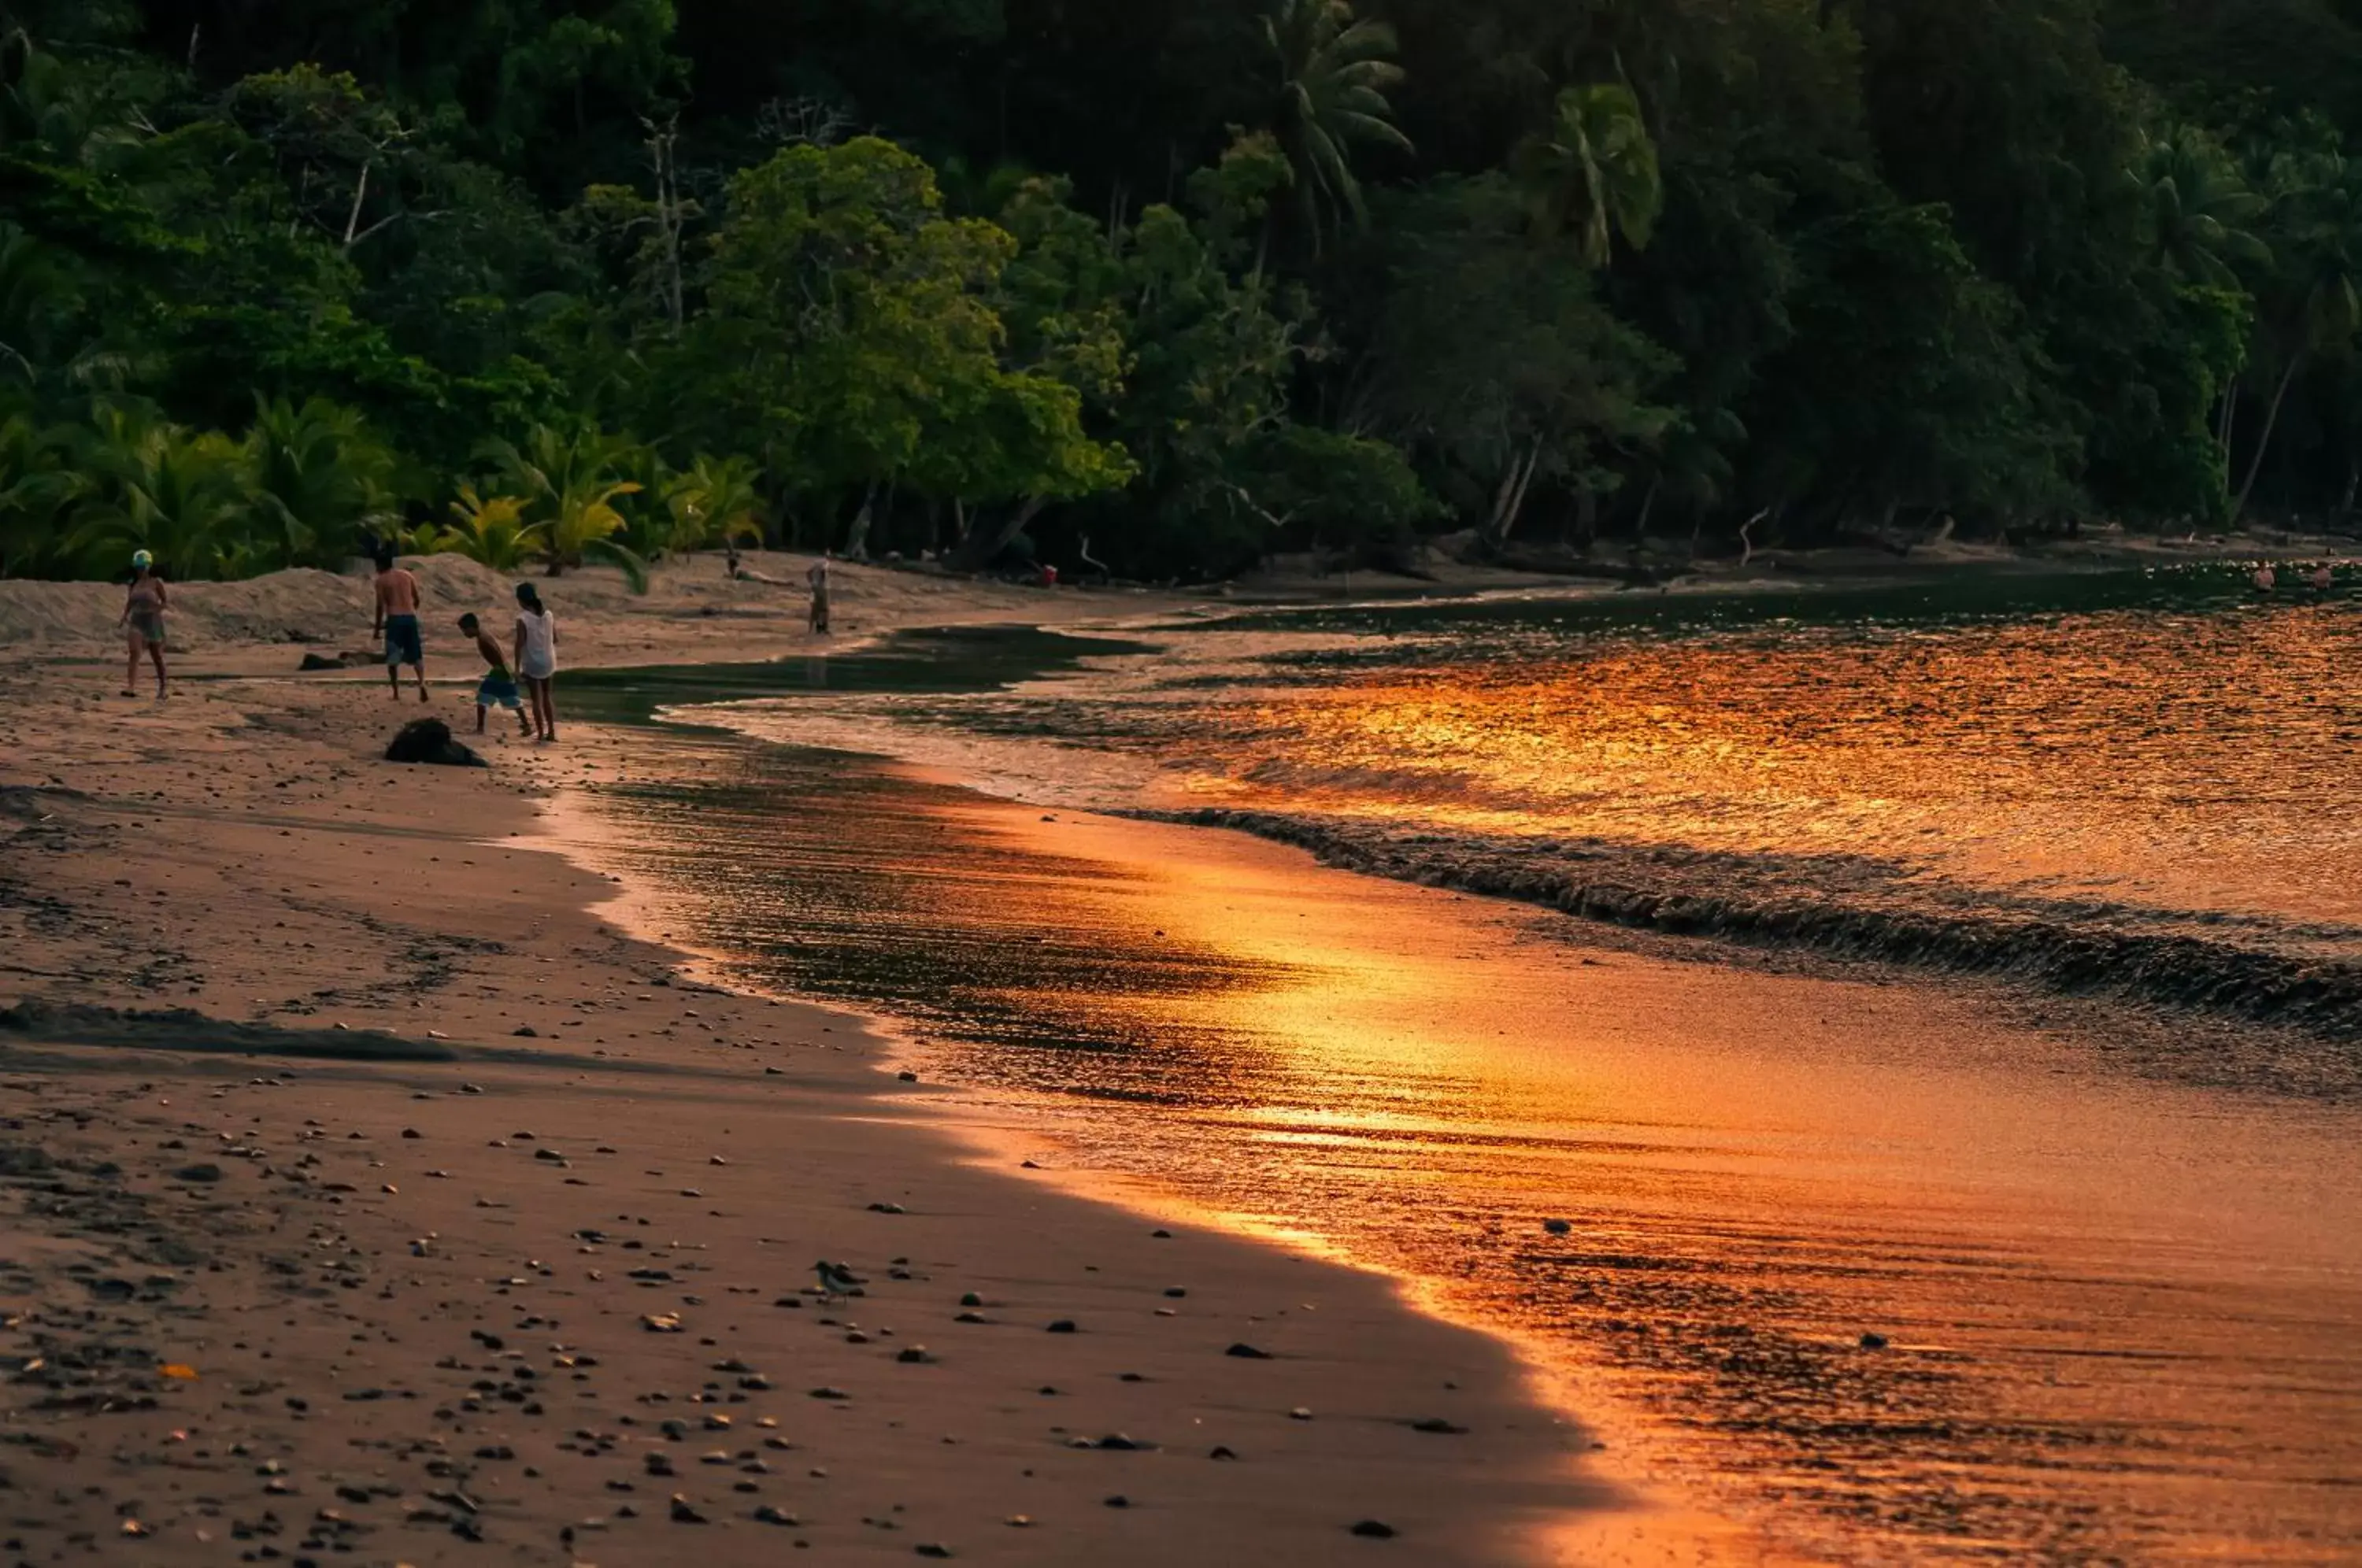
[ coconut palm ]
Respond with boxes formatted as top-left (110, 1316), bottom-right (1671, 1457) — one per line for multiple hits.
top-left (420, 484), bottom-right (545, 571)
top-left (2138, 127), bottom-right (2271, 289)
top-left (68, 405), bottom-right (248, 579)
top-left (2235, 148), bottom-right (2362, 519)
top-left (243, 394), bottom-right (398, 566)
top-left (0, 410), bottom-right (81, 575)
top-left (664, 453), bottom-right (765, 553)
top-left (1512, 82), bottom-right (1663, 268)
top-left (480, 423), bottom-right (646, 579)
top-left (1262, 0), bottom-right (1412, 248)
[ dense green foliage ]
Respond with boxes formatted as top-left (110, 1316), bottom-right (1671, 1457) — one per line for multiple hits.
top-left (3, 0), bottom-right (2360, 582)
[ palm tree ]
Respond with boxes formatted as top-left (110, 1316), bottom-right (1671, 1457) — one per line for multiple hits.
top-left (1512, 83), bottom-right (1663, 268)
top-left (664, 453), bottom-right (765, 553)
top-left (420, 486), bottom-right (545, 571)
top-left (0, 410), bottom-right (81, 575)
top-left (244, 394), bottom-right (397, 566)
top-left (2138, 128), bottom-right (2271, 289)
top-left (481, 424), bottom-right (646, 578)
top-left (2235, 148), bottom-right (2362, 520)
top-left (68, 405), bottom-right (248, 579)
top-left (1262, 0), bottom-right (1412, 249)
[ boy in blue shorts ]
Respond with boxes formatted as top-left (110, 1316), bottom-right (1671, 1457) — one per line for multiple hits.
top-left (458, 612), bottom-right (532, 738)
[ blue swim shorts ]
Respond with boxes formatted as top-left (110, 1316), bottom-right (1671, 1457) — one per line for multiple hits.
top-left (383, 613), bottom-right (423, 667)
top-left (477, 671), bottom-right (524, 710)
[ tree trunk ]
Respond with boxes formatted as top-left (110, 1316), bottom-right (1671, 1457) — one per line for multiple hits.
top-left (842, 481), bottom-right (879, 560)
top-left (2341, 460), bottom-right (2359, 525)
top-left (2233, 353), bottom-right (2305, 523)
top-left (953, 495), bottom-right (1049, 572)
top-left (1483, 441), bottom-right (1542, 549)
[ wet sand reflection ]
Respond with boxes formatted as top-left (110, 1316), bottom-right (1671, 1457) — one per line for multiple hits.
top-left (589, 734), bottom-right (2362, 1566)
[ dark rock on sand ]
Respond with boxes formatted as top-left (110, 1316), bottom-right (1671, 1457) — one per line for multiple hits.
top-left (1224, 1343), bottom-right (1272, 1359)
top-left (1349, 1519), bottom-right (1398, 1539)
top-left (384, 719), bottom-right (487, 768)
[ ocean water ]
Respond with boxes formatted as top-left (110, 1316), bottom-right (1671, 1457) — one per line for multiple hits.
top-left (574, 566), bottom-right (2362, 1565)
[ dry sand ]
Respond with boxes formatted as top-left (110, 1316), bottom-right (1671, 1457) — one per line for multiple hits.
top-left (0, 556), bottom-right (1596, 1566)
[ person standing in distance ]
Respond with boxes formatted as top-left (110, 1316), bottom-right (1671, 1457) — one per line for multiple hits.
top-left (807, 551), bottom-right (832, 635)
top-left (513, 582), bottom-right (560, 743)
top-left (372, 548), bottom-right (428, 702)
top-left (120, 549), bottom-right (168, 699)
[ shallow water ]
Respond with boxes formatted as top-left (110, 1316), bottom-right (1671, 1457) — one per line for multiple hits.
top-left (573, 569), bottom-right (2362, 1564)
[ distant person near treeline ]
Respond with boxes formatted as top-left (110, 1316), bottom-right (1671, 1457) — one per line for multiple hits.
top-left (808, 553), bottom-right (832, 634)
top-left (373, 549), bottom-right (428, 702)
top-left (119, 549), bottom-right (167, 700)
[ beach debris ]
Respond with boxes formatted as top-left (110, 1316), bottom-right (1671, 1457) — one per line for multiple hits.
top-left (172, 1163), bottom-right (224, 1183)
top-left (868, 1201), bottom-right (905, 1214)
top-left (1209, 1445), bottom-right (1238, 1460)
top-left (1542, 1219), bottom-right (1572, 1235)
top-left (809, 1386), bottom-right (850, 1400)
top-left (753, 1504), bottom-right (798, 1525)
top-left (1289, 1407), bottom-right (1314, 1421)
top-left (1225, 1343), bottom-right (1272, 1359)
top-left (384, 719), bottom-right (487, 768)
top-left (1860, 1332), bottom-right (1890, 1350)
top-left (668, 1495), bottom-right (708, 1524)
top-left (159, 1363), bottom-right (199, 1380)
top-left (959, 1292), bottom-right (983, 1307)
top-left (1005, 1514), bottom-right (1033, 1527)
top-left (1103, 1495), bottom-right (1131, 1509)
top-left (1046, 1319), bottom-right (1078, 1334)
top-left (1349, 1519), bottom-right (1398, 1539)
top-left (640, 1313), bottom-right (684, 1334)
top-left (1409, 1418), bottom-right (1468, 1435)
top-left (897, 1071), bottom-right (920, 1082)
top-left (916, 1545), bottom-right (954, 1559)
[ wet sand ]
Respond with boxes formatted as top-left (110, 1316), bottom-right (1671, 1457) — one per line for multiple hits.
top-left (580, 732), bottom-right (2362, 1566)
top-left (0, 608), bottom-right (1595, 1563)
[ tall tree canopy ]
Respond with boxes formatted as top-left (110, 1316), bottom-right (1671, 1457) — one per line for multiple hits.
top-left (1, 0), bottom-right (2358, 586)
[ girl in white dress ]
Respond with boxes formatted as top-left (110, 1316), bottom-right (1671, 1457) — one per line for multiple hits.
top-left (513, 582), bottom-right (559, 742)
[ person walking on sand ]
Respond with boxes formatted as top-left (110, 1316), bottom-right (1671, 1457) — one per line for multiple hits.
top-left (513, 582), bottom-right (559, 743)
top-left (119, 549), bottom-right (168, 699)
top-left (808, 551), bottom-right (832, 635)
top-left (372, 549), bottom-right (429, 702)
top-left (459, 612), bottom-right (534, 740)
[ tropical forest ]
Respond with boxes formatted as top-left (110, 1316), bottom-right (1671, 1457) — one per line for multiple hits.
top-left (2, 0), bottom-right (2360, 583)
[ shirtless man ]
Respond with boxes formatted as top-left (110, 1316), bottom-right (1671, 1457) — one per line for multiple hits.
top-left (372, 549), bottom-right (429, 702)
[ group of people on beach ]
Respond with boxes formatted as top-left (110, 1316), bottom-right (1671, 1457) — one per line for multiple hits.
top-left (371, 549), bottom-right (561, 743)
top-left (113, 545), bottom-right (558, 741)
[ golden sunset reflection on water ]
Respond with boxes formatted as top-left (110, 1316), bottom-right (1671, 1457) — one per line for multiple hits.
top-left (586, 726), bottom-right (2362, 1567)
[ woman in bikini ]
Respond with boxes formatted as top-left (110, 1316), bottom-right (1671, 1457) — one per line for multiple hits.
top-left (119, 549), bottom-right (168, 699)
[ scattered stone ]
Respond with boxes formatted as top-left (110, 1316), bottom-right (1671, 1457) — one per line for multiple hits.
top-left (641, 1314), bottom-right (684, 1334)
top-left (1225, 1343), bottom-right (1272, 1359)
top-left (1349, 1519), bottom-right (1398, 1539)
top-left (868, 1201), bottom-right (906, 1215)
top-left (1046, 1320), bottom-right (1077, 1334)
top-left (915, 1546), bottom-right (953, 1559)
top-left (1409, 1418), bottom-right (1468, 1435)
top-left (1209, 1445), bottom-right (1238, 1461)
top-left (753, 1504), bottom-right (798, 1525)
top-left (958, 1292), bottom-right (983, 1307)
top-left (1103, 1495), bottom-right (1130, 1509)
top-left (1860, 1332), bottom-right (1890, 1350)
top-left (172, 1163), bottom-right (224, 1183)
top-left (809, 1387), bottom-right (849, 1401)
top-left (1289, 1407), bottom-right (1313, 1421)
top-left (1542, 1219), bottom-right (1572, 1236)
top-left (669, 1495), bottom-right (708, 1524)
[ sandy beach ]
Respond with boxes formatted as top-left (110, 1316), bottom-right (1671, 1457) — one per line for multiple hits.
top-left (0, 555), bottom-right (1618, 1566)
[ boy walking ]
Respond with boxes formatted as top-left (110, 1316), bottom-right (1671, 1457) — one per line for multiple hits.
top-left (372, 549), bottom-right (428, 702)
top-left (459, 612), bottom-right (533, 738)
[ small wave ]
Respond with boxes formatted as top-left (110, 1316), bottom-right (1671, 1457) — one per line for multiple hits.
top-left (1152, 809), bottom-right (2362, 1056)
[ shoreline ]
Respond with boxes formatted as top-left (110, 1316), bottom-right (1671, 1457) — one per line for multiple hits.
top-left (0, 577), bottom-right (1625, 1566)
